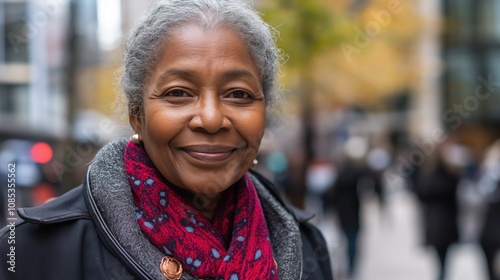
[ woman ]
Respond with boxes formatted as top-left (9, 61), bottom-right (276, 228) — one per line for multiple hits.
top-left (0, 0), bottom-right (333, 279)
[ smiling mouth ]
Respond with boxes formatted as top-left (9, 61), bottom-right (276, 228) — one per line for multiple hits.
top-left (182, 146), bottom-right (237, 162)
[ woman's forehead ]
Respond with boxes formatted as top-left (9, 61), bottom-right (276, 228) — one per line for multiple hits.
top-left (158, 25), bottom-right (257, 68)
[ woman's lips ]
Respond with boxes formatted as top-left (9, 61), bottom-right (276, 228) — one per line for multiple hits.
top-left (182, 146), bottom-right (236, 162)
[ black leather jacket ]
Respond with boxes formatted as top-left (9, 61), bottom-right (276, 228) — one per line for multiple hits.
top-left (0, 170), bottom-right (333, 280)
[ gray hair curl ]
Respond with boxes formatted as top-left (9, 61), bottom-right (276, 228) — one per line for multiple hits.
top-left (121, 0), bottom-right (282, 116)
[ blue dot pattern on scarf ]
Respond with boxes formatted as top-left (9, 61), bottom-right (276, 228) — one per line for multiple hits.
top-left (135, 208), bottom-right (143, 219)
top-left (211, 248), bottom-right (220, 259)
top-left (143, 221), bottom-right (153, 229)
top-left (254, 249), bottom-right (262, 260)
top-left (236, 236), bottom-right (245, 242)
top-left (223, 255), bottom-right (230, 262)
top-left (184, 257), bottom-right (202, 270)
top-left (186, 210), bottom-right (197, 223)
top-left (163, 246), bottom-right (172, 255)
top-left (229, 273), bottom-right (239, 280)
top-left (158, 213), bottom-right (168, 222)
top-left (146, 178), bottom-right (154, 185)
top-left (159, 191), bottom-right (167, 207)
top-left (180, 210), bottom-right (200, 233)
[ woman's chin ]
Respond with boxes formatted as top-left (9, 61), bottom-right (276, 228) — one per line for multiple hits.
top-left (180, 176), bottom-right (238, 195)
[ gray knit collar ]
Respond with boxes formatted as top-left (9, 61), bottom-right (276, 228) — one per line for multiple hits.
top-left (87, 139), bottom-right (302, 279)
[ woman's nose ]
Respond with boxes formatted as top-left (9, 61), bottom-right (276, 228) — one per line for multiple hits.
top-left (188, 95), bottom-right (231, 133)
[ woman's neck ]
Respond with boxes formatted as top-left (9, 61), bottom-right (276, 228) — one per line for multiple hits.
top-left (196, 193), bottom-right (223, 222)
top-left (173, 186), bottom-right (223, 222)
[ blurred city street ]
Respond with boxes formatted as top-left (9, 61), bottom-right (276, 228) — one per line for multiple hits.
top-left (314, 189), bottom-right (489, 280)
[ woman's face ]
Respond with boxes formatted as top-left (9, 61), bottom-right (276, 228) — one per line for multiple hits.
top-left (130, 24), bottom-right (266, 197)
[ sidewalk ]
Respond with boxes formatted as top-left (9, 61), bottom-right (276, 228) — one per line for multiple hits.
top-left (314, 190), bottom-right (488, 280)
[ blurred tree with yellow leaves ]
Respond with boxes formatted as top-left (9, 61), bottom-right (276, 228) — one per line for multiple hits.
top-left (260, 0), bottom-right (420, 108)
top-left (258, 0), bottom-right (420, 207)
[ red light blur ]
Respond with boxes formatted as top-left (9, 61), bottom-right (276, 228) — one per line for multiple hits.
top-left (31, 142), bottom-right (53, 164)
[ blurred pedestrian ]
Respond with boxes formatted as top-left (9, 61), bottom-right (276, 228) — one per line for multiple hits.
top-left (477, 140), bottom-right (500, 280)
top-left (307, 157), bottom-right (337, 221)
top-left (366, 147), bottom-right (391, 221)
top-left (414, 147), bottom-right (461, 280)
top-left (326, 138), bottom-right (368, 279)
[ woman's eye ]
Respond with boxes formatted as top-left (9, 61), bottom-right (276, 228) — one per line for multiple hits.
top-left (165, 89), bottom-right (189, 97)
top-left (158, 89), bottom-right (193, 105)
top-left (228, 90), bottom-right (251, 99)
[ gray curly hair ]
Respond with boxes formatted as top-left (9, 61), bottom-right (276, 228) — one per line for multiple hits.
top-left (121, 0), bottom-right (282, 116)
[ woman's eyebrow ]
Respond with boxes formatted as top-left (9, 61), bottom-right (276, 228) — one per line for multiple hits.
top-left (221, 69), bottom-right (259, 81)
top-left (156, 68), bottom-right (196, 85)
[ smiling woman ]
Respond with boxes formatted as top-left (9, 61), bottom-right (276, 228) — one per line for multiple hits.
top-left (0, 1), bottom-right (333, 280)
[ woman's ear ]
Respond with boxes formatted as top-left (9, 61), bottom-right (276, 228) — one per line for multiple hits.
top-left (129, 114), bottom-right (143, 135)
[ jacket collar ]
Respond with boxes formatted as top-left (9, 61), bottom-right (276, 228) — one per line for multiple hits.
top-left (248, 170), bottom-right (316, 223)
top-left (17, 186), bottom-right (89, 224)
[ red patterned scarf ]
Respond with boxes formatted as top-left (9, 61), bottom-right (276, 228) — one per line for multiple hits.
top-left (124, 141), bottom-right (278, 279)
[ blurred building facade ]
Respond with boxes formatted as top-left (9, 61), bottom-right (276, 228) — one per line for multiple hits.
top-left (413, 0), bottom-right (500, 162)
top-left (0, 0), bottom-right (69, 141)
top-left (358, 0), bottom-right (500, 166)
top-left (0, 0), bottom-right (153, 215)
top-left (0, 0), bottom-right (154, 141)
top-left (441, 0), bottom-right (500, 158)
